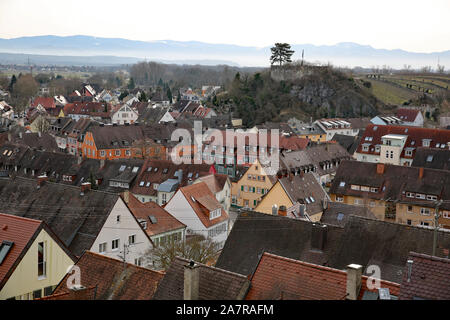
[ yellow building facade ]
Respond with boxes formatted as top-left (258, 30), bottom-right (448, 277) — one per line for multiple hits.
top-left (0, 228), bottom-right (76, 300)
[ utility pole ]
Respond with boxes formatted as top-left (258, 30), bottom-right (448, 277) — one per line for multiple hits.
top-left (433, 200), bottom-right (443, 257)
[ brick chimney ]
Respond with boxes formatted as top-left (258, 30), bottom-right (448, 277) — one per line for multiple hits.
top-left (80, 182), bottom-right (91, 195)
top-left (376, 163), bottom-right (385, 175)
top-left (419, 167), bottom-right (424, 179)
top-left (278, 205), bottom-right (287, 216)
top-left (346, 264), bottom-right (363, 300)
top-left (184, 260), bottom-right (200, 300)
top-left (37, 175), bottom-right (48, 188)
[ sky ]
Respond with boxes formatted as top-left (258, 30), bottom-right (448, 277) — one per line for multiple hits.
top-left (0, 0), bottom-right (449, 53)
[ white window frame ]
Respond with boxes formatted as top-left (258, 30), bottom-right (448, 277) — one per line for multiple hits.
top-left (112, 239), bottom-right (120, 251)
top-left (336, 196), bottom-right (344, 202)
top-left (420, 208), bottom-right (430, 216)
top-left (99, 242), bottom-right (107, 253)
top-left (128, 234), bottom-right (136, 245)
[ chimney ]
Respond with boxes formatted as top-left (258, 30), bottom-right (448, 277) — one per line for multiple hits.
top-left (123, 190), bottom-right (130, 204)
top-left (38, 131), bottom-right (42, 138)
top-left (299, 203), bottom-right (305, 217)
top-left (7, 132), bottom-right (11, 142)
top-left (184, 260), bottom-right (200, 300)
top-left (406, 259), bottom-right (413, 282)
top-left (278, 205), bottom-right (287, 216)
top-left (346, 264), bottom-right (363, 300)
top-left (69, 285), bottom-right (89, 300)
top-left (19, 132), bottom-right (23, 139)
top-left (376, 163), bottom-right (385, 175)
top-left (272, 204), bottom-right (278, 215)
top-left (80, 182), bottom-right (91, 195)
top-left (419, 167), bottom-right (424, 179)
top-left (100, 158), bottom-right (105, 168)
top-left (37, 175), bottom-right (48, 188)
top-left (322, 197), bottom-right (328, 210)
top-left (311, 223), bottom-right (327, 251)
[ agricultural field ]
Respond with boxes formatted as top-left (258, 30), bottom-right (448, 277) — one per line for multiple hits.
top-left (356, 73), bottom-right (450, 106)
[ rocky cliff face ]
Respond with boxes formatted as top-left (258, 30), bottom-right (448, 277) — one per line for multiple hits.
top-left (272, 65), bottom-right (383, 118)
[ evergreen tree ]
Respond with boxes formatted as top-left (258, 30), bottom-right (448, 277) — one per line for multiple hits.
top-left (270, 43), bottom-right (295, 66)
top-left (8, 75), bottom-right (17, 92)
top-left (166, 87), bottom-right (172, 103)
top-left (127, 77), bottom-right (135, 90)
top-left (139, 91), bottom-right (147, 102)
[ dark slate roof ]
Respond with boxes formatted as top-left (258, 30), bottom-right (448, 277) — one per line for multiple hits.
top-left (215, 211), bottom-right (345, 276)
top-left (398, 252), bottom-right (450, 300)
top-left (153, 257), bottom-right (250, 300)
top-left (320, 202), bottom-right (377, 227)
top-left (9, 131), bottom-right (59, 152)
top-left (328, 216), bottom-right (450, 283)
top-left (411, 147), bottom-right (450, 171)
top-left (331, 134), bottom-right (362, 155)
top-left (90, 125), bottom-right (144, 150)
top-left (215, 211), bottom-right (450, 284)
top-left (53, 251), bottom-right (164, 300)
top-left (0, 176), bottom-right (119, 256)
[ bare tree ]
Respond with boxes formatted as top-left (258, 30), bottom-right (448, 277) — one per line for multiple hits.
top-left (437, 64), bottom-right (445, 74)
top-left (144, 234), bottom-right (221, 271)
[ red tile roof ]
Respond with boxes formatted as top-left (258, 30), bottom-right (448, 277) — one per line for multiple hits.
top-left (63, 102), bottom-right (111, 118)
top-left (31, 97), bottom-right (56, 110)
top-left (52, 251), bottom-right (164, 300)
top-left (399, 252), bottom-right (450, 300)
top-left (0, 213), bottom-right (42, 289)
top-left (124, 193), bottom-right (186, 237)
top-left (196, 173), bottom-right (229, 194)
top-left (246, 252), bottom-right (399, 300)
top-left (396, 108), bottom-right (421, 122)
top-left (178, 182), bottom-right (229, 228)
top-left (356, 124), bottom-right (450, 158)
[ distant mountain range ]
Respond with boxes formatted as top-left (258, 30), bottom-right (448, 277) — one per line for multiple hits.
top-left (0, 35), bottom-right (449, 69)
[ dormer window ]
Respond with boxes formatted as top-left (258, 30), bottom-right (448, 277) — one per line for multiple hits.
top-left (422, 139), bottom-right (431, 147)
top-left (210, 208), bottom-right (221, 220)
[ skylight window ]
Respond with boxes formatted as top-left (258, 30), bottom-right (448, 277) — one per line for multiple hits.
top-left (2, 150), bottom-right (8, 155)
top-left (146, 182), bottom-right (151, 187)
top-left (163, 168), bottom-right (168, 174)
top-left (154, 167), bottom-right (158, 172)
top-left (337, 213), bottom-right (344, 221)
top-left (132, 166), bottom-right (139, 173)
top-left (147, 167), bottom-right (152, 172)
top-left (139, 181), bottom-right (144, 186)
top-left (339, 181), bottom-right (346, 187)
top-left (310, 196), bottom-right (315, 203)
top-left (426, 155), bottom-right (433, 162)
top-left (188, 172), bottom-right (193, 178)
top-left (0, 241), bottom-right (14, 265)
top-left (148, 215), bottom-right (157, 224)
top-left (119, 165), bottom-right (126, 172)
top-left (305, 198), bottom-right (311, 204)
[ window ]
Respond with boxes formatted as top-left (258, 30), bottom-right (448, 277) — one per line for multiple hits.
top-left (427, 195), bottom-right (437, 201)
top-left (0, 241), bottom-right (14, 265)
top-left (129, 235), bottom-right (136, 245)
top-left (361, 186), bottom-right (370, 192)
top-left (407, 205), bottom-right (413, 213)
top-left (406, 192), bottom-right (415, 198)
top-left (420, 208), bottom-right (430, 215)
top-left (336, 196), bottom-right (344, 202)
top-left (115, 150), bottom-right (121, 156)
top-left (351, 185), bottom-right (360, 190)
top-left (443, 211), bottom-right (450, 219)
top-left (385, 151), bottom-right (389, 158)
top-left (112, 239), bottom-right (119, 251)
top-left (370, 201), bottom-right (375, 207)
top-left (44, 286), bottom-right (54, 297)
top-left (390, 151), bottom-right (394, 159)
top-left (134, 258), bottom-right (142, 266)
top-left (100, 150), bottom-right (105, 157)
top-left (370, 187), bottom-right (378, 193)
top-left (354, 199), bottom-right (363, 205)
top-left (99, 242), bottom-right (107, 253)
top-left (420, 221), bottom-right (430, 226)
top-left (116, 215), bottom-right (120, 223)
top-left (422, 139), bottom-right (430, 147)
top-left (38, 242), bottom-right (46, 278)
top-left (339, 181), bottom-right (346, 187)
top-left (33, 289), bottom-right (42, 299)
top-left (416, 194), bottom-right (425, 199)
top-left (407, 219), bottom-right (412, 225)
top-left (125, 150), bottom-right (131, 156)
top-left (405, 149), bottom-right (413, 156)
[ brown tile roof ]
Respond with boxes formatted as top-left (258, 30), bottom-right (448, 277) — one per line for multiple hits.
top-left (246, 252), bottom-right (399, 300)
top-left (153, 256), bottom-right (250, 300)
top-left (37, 286), bottom-right (97, 300)
top-left (130, 159), bottom-right (212, 197)
top-left (64, 102), bottom-right (111, 118)
top-left (179, 182), bottom-right (229, 228)
top-left (195, 173), bottom-right (229, 194)
top-left (398, 252), bottom-right (450, 300)
top-left (89, 125), bottom-right (144, 150)
top-left (396, 108), bottom-right (421, 122)
top-left (356, 124), bottom-right (450, 158)
top-left (53, 251), bottom-right (164, 300)
top-left (411, 147), bottom-right (450, 170)
top-left (31, 97), bottom-right (56, 110)
top-left (124, 193), bottom-right (186, 237)
top-left (278, 173), bottom-right (328, 216)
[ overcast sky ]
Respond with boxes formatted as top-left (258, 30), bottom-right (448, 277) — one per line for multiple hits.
top-left (0, 0), bottom-right (449, 52)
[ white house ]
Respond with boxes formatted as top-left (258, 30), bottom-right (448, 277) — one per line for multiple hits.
top-left (396, 108), bottom-right (424, 127)
top-left (90, 193), bottom-right (154, 267)
top-left (193, 173), bottom-right (231, 213)
top-left (314, 119), bottom-right (358, 141)
top-left (164, 181), bottom-right (229, 248)
top-left (158, 110), bottom-right (177, 123)
top-left (111, 104), bottom-right (139, 125)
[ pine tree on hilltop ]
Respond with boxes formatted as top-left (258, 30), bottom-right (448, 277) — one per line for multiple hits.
top-left (270, 43), bottom-right (295, 66)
